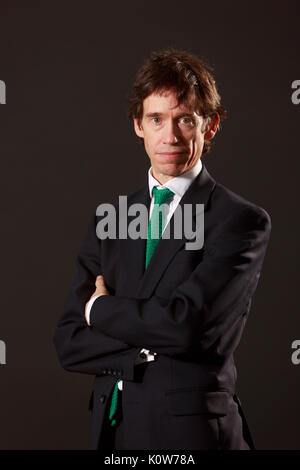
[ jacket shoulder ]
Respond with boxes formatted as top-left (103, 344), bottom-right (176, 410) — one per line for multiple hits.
top-left (211, 182), bottom-right (271, 231)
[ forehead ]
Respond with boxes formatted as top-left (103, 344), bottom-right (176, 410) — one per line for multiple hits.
top-left (142, 89), bottom-right (194, 115)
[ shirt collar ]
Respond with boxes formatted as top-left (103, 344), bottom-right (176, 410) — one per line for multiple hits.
top-left (148, 158), bottom-right (202, 199)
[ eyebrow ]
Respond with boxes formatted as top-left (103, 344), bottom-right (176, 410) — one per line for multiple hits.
top-left (144, 112), bottom-right (195, 119)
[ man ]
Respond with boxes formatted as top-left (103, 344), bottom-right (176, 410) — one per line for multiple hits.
top-left (53, 48), bottom-right (271, 450)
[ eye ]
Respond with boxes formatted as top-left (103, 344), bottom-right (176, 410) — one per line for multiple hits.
top-left (151, 117), bottom-right (161, 124)
top-left (180, 117), bottom-right (193, 125)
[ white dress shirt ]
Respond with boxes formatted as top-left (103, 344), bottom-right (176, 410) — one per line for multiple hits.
top-left (85, 157), bottom-right (203, 390)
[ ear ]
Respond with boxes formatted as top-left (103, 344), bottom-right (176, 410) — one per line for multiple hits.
top-left (203, 113), bottom-right (220, 141)
top-left (133, 118), bottom-right (144, 138)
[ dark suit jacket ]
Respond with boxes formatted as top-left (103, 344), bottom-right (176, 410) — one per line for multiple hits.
top-left (53, 164), bottom-right (271, 450)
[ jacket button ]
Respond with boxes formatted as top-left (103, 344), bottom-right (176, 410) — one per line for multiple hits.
top-left (117, 369), bottom-right (122, 376)
top-left (100, 395), bottom-right (106, 404)
top-left (102, 368), bottom-right (107, 374)
top-left (112, 370), bottom-right (117, 376)
top-left (139, 352), bottom-right (147, 359)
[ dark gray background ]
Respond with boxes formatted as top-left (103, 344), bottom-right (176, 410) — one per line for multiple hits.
top-left (0, 0), bottom-right (299, 450)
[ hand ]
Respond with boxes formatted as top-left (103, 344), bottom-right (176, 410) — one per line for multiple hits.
top-left (84, 275), bottom-right (109, 324)
top-left (93, 275), bottom-right (110, 297)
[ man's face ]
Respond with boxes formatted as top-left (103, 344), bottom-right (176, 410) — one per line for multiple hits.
top-left (133, 89), bottom-right (218, 184)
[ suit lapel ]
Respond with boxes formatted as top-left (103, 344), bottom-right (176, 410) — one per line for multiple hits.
top-left (118, 164), bottom-right (216, 298)
top-left (117, 185), bottom-right (151, 295)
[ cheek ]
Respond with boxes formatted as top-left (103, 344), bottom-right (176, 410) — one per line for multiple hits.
top-left (191, 134), bottom-right (204, 151)
top-left (183, 130), bottom-right (197, 146)
top-left (143, 134), bottom-right (152, 152)
top-left (146, 135), bottom-right (159, 153)
top-left (146, 141), bottom-right (155, 157)
top-left (185, 138), bottom-right (196, 154)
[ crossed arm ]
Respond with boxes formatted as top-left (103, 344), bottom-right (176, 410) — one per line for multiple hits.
top-left (88, 206), bottom-right (271, 361)
top-left (53, 206), bottom-right (271, 376)
top-left (52, 210), bottom-right (141, 379)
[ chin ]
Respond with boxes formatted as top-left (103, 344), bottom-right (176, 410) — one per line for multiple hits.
top-left (158, 163), bottom-right (186, 176)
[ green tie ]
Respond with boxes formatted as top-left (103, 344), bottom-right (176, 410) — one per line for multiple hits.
top-left (145, 187), bottom-right (174, 269)
top-left (108, 187), bottom-right (174, 428)
top-left (108, 378), bottom-right (121, 427)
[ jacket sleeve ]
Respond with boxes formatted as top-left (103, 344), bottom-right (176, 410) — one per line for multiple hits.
top-left (52, 209), bottom-right (140, 379)
top-left (89, 207), bottom-right (272, 361)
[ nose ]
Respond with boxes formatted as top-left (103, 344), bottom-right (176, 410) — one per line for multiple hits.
top-left (162, 120), bottom-right (179, 144)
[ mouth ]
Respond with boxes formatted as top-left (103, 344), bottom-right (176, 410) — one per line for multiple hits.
top-left (157, 152), bottom-right (186, 157)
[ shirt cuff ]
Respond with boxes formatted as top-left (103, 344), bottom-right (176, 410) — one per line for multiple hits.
top-left (135, 348), bottom-right (158, 365)
top-left (85, 295), bottom-right (101, 326)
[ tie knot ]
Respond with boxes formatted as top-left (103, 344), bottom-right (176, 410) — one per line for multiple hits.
top-left (152, 187), bottom-right (174, 205)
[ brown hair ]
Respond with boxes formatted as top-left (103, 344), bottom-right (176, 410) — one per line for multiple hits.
top-left (127, 47), bottom-right (227, 155)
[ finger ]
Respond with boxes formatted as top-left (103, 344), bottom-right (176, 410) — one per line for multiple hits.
top-left (95, 278), bottom-right (105, 287)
